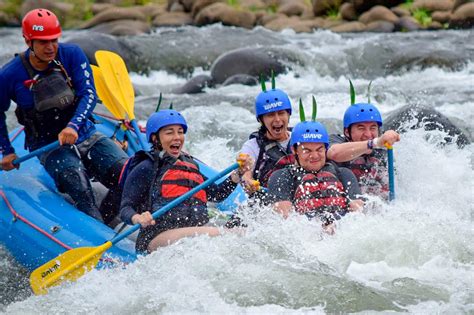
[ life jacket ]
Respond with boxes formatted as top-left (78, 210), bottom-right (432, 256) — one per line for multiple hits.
top-left (291, 163), bottom-right (349, 222)
top-left (14, 52), bottom-right (76, 149)
top-left (250, 129), bottom-right (294, 187)
top-left (343, 152), bottom-right (389, 197)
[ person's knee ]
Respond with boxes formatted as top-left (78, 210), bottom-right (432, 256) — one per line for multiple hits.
top-left (56, 167), bottom-right (91, 194)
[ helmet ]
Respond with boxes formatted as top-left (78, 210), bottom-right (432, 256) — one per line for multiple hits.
top-left (343, 103), bottom-right (382, 129)
top-left (290, 121), bottom-right (329, 149)
top-left (146, 110), bottom-right (188, 142)
top-left (255, 88), bottom-right (292, 121)
top-left (22, 9), bottom-right (61, 41)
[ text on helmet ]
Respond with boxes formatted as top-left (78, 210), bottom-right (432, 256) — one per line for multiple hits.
top-left (302, 133), bottom-right (322, 139)
top-left (32, 25), bottom-right (44, 31)
top-left (263, 101), bottom-right (283, 111)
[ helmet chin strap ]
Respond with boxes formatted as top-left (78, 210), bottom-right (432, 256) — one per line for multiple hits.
top-left (29, 40), bottom-right (51, 65)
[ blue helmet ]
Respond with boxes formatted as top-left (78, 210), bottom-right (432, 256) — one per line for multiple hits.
top-left (290, 121), bottom-right (329, 149)
top-left (146, 109), bottom-right (188, 142)
top-left (343, 103), bottom-right (382, 129)
top-left (255, 88), bottom-right (292, 121)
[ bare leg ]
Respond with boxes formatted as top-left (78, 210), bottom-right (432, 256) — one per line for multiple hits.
top-left (147, 226), bottom-right (221, 252)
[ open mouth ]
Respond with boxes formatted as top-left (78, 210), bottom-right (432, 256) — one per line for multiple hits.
top-left (271, 125), bottom-right (284, 134)
top-left (169, 143), bottom-right (181, 154)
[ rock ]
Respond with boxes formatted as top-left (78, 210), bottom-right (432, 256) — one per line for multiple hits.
top-left (384, 105), bottom-right (471, 148)
top-left (153, 12), bottom-right (194, 26)
top-left (426, 20), bottom-right (444, 29)
top-left (239, 0), bottom-right (266, 10)
top-left (90, 19), bottom-right (151, 36)
top-left (278, 2), bottom-right (308, 16)
top-left (395, 16), bottom-right (422, 30)
top-left (195, 3), bottom-right (256, 28)
top-left (178, 0), bottom-right (196, 11)
top-left (323, 18), bottom-right (345, 28)
top-left (91, 3), bottom-right (115, 14)
top-left (169, 1), bottom-right (185, 12)
top-left (264, 16), bottom-right (315, 32)
top-left (81, 7), bottom-right (146, 29)
top-left (351, 0), bottom-right (405, 13)
top-left (449, 2), bottom-right (474, 28)
top-left (313, 0), bottom-right (343, 16)
top-left (222, 74), bottom-right (258, 86)
top-left (391, 6), bottom-right (410, 17)
top-left (412, 0), bottom-right (453, 12)
top-left (365, 20), bottom-right (395, 31)
top-left (191, 0), bottom-right (222, 17)
top-left (0, 11), bottom-right (8, 26)
top-left (341, 2), bottom-right (358, 20)
top-left (432, 10), bottom-right (452, 23)
top-left (452, 0), bottom-right (471, 11)
top-left (51, 2), bottom-right (74, 16)
top-left (359, 5), bottom-right (399, 24)
top-left (210, 47), bottom-right (293, 84)
top-left (258, 12), bottom-right (287, 25)
top-left (172, 74), bottom-right (214, 94)
top-left (330, 21), bottom-right (366, 32)
top-left (136, 4), bottom-right (167, 18)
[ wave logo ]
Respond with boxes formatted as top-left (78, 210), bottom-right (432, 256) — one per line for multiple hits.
top-left (32, 25), bottom-right (44, 31)
top-left (302, 133), bottom-right (322, 139)
top-left (263, 101), bottom-right (283, 111)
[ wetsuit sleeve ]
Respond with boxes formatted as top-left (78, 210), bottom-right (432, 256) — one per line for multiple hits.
top-left (119, 160), bottom-right (154, 225)
top-left (205, 176), bottom-right (237, 202)
top-left (338, 167), bottom-right (362, 199)
top-left (0, 72), bottom-right (13, 156)
top-left (266, 168), bottom-right (295, 203)
top-left (64, 45), bottom-right (97, 132)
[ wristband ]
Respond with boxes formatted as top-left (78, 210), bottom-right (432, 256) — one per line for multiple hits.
top-left (367, 139), bottom-right (374, 150)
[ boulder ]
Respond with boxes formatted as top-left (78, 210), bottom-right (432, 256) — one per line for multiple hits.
top-left (351, 0), bottom-right (405, 13)
top-left (431, 10), bottom-right (452, 23)
top-left (412, 0), bottom-right (454, 12)
top-left (359, 5), bottom-right (399, 24)
top-left (91, 3), bottom-right (115, 14)
top-left (191, 0), bottom-right (222, 17)
top-left (169, 1), bottom-right (185, 12)
top-left (194, 3), bottom-right (256, 29)
top-left (449, 2), bottom-right (474, 28)
top-left (90, 19), bottom-right (151, 36)
top-left (313, 0), bottom-right (344, 16)
top-left (341, 2), bottom-right (358, 20)
top-left (172, 74), bottom-right (214, 94)
top-left (365, 20), bottom-right (395, 31)
top-left (391, 6), bottom-right (410, 17)
top-left (426, 20), bottom-right (444, 29)
top-left (452, 0), bottom-right (471, 11)
top-left (258, 12), bottom-right (287, 25)
top-left (264, 16), bottom-right (316, 32)
top-left (80, 7), bottom-right (146, 29)
top-left (330, 21), bottom-right (366, 31)
top-left (153, 12), bottom-right (194, 26)
top-left (278, 2), bottom-right (308, 16)
top-left (395, 15), bottom-right (422, 30)
top-left (222, 74), bottom-right (258, 86)
top-left (384, 105), bottom-right (471, 148)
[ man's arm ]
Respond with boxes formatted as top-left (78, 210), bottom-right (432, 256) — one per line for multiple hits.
top-left (267, 168), bottom-right (295, 218)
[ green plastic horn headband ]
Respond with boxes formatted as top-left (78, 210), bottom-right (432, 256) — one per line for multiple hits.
top-left (259, 70), bottom-right (276, 92)
top-left (299, 96), bottom-right (318, 122)
top-left (155, 92), bottom-right (173, 112)
top-left (349, 79), bottom-right (373, 105)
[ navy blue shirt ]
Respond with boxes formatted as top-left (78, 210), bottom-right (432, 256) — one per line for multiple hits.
top-left (0, 43), bottom-right (96, 155)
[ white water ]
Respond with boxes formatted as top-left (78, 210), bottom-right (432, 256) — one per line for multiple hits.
top-left (1, 27), bottom-right (473, 313)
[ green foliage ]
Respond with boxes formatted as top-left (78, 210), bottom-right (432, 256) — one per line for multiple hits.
top-left (412, 8), bottom-right (432, 27)
top-left (2, 0), bottom-right (23, 18)
top-left (326, 7), bottom-right (340, 20)
top-left (227, 0), bottom-right (239, 7)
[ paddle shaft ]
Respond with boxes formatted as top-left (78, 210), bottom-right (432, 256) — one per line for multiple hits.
top-left (12, 141), bottom-right (60, 165)
top-left (387, 147), bottom-right (395, 201)
top-left (130, 119), bottom-right (149, 151)
top-left (110, 162), bottom-right (240, 244)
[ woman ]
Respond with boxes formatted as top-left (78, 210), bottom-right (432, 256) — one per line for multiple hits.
top-left (119, 109), bottom-right (251, 253)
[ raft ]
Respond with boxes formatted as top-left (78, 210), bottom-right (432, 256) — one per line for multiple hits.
top-left (0, 113), bottom-right (245, 271)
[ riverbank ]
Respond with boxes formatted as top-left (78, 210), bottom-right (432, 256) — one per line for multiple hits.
top-left (0, 0), bottom-right (472, 35)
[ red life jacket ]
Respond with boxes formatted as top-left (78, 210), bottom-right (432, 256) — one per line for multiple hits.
top-left (292, 164), bottom-right (349, 216)
top-left (345, 154), bottom-right (389, 197)
top-left (250, 130), bottom-right (294, 187)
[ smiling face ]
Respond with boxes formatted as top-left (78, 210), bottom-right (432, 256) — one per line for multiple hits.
top-left (345, 122), bottom-right (379, 142)
top-left (261, 110), bottom-right (290, 141)
top-left (27, 38), bottom-right (59, 65)
top-left (294, 142), bottom-right (326, 172)
top-left (157, 124), bottom-right (185, 157)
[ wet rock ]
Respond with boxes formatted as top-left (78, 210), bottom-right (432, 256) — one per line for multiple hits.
top-left (384, 105), bottom-right (471, 148)
top-left (341, 2), bottom-right (358, 21)
top-left (258, 12), bottom-right (287, 25)
top-left (330, 21), bottom-right (367, 32)
top-left (391, 6), bottom-right (411, 17)
top-left (395, 16), bottom-right (422, 31)
top-left (81, 7), bottom-right (146, 29)
top-left (169, 1), bottom-right (185, 12)
top-left (351, 0), bottom-right (405, 13)
top-left (427, 20), bottom-right (444, 29)
top-left (194, 3), bottom-right (256, 29)
top-left (90, 19), bottom-right (151, 36)
top-left (264, 16), bottom-right (315, 32)
top-left (449, 2), bottom-right (474, 28)
top-left (412, 0), bottom-right (454, 12)
top-left (313, 0), bottom-right (343, 16)
top-left (452, 0), bottom-right (471, 11)
top-left (278, 2), bottom-right (309, 16)
top-left (153, 12), bottom-right (194, 26)
top-left (210, 47), bottom-right (293, 84)
top-left (91, 3), bottom-right (115, 15)
top-left (359, 5), bottom-right (400, 24)
top-left (172, 74), bottom-right (214, 94)
top-left (223, 74), bottom-right (258, 86)
top-left (365, 20), bottom-right (395, 31)
top-left (432, 10), bottom-right (452, 23)
top-left (192, 0), bottom-right (222, 17)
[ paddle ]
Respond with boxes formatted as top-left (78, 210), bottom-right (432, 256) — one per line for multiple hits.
top-left (385, 144), bottom-right (395, 201)
top-left (94, 50), bottom-right (148, 151)
top-left (0, 141), bottom-right (60, 171)
top-left (30, 162), bottom-right (240, 295)
top-left (92, 65), bottom-right (140, 152)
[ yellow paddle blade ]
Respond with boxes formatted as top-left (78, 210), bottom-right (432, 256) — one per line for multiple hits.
top-left (30, 241), bottom-right (112, 295)
top-left (95, 50), bottom-right (135, 120)
top-left (92, 65), bottom-right (125, 120)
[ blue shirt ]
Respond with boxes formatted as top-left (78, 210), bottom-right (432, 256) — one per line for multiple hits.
top-left (0, 43), bottom-right (97, 155)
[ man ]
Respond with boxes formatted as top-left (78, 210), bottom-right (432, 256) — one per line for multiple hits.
top-left (267, 119), bottom-right (364, 233)
top-left (327, 101), bottom-right (400, 198)
top-left (0, 9), bottom-right (128, 223)
top-left (239, 77), bottom-right (294, 193)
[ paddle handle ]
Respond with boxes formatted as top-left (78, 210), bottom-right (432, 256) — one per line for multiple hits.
top-left (130, 120), bottom-right (149, 151)
top-left (12, 141), bottom-right (60, 165)
top-left (386, 145), bottom-right (395, 201)
top-left (110, 162), bottom-right (240, 244)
